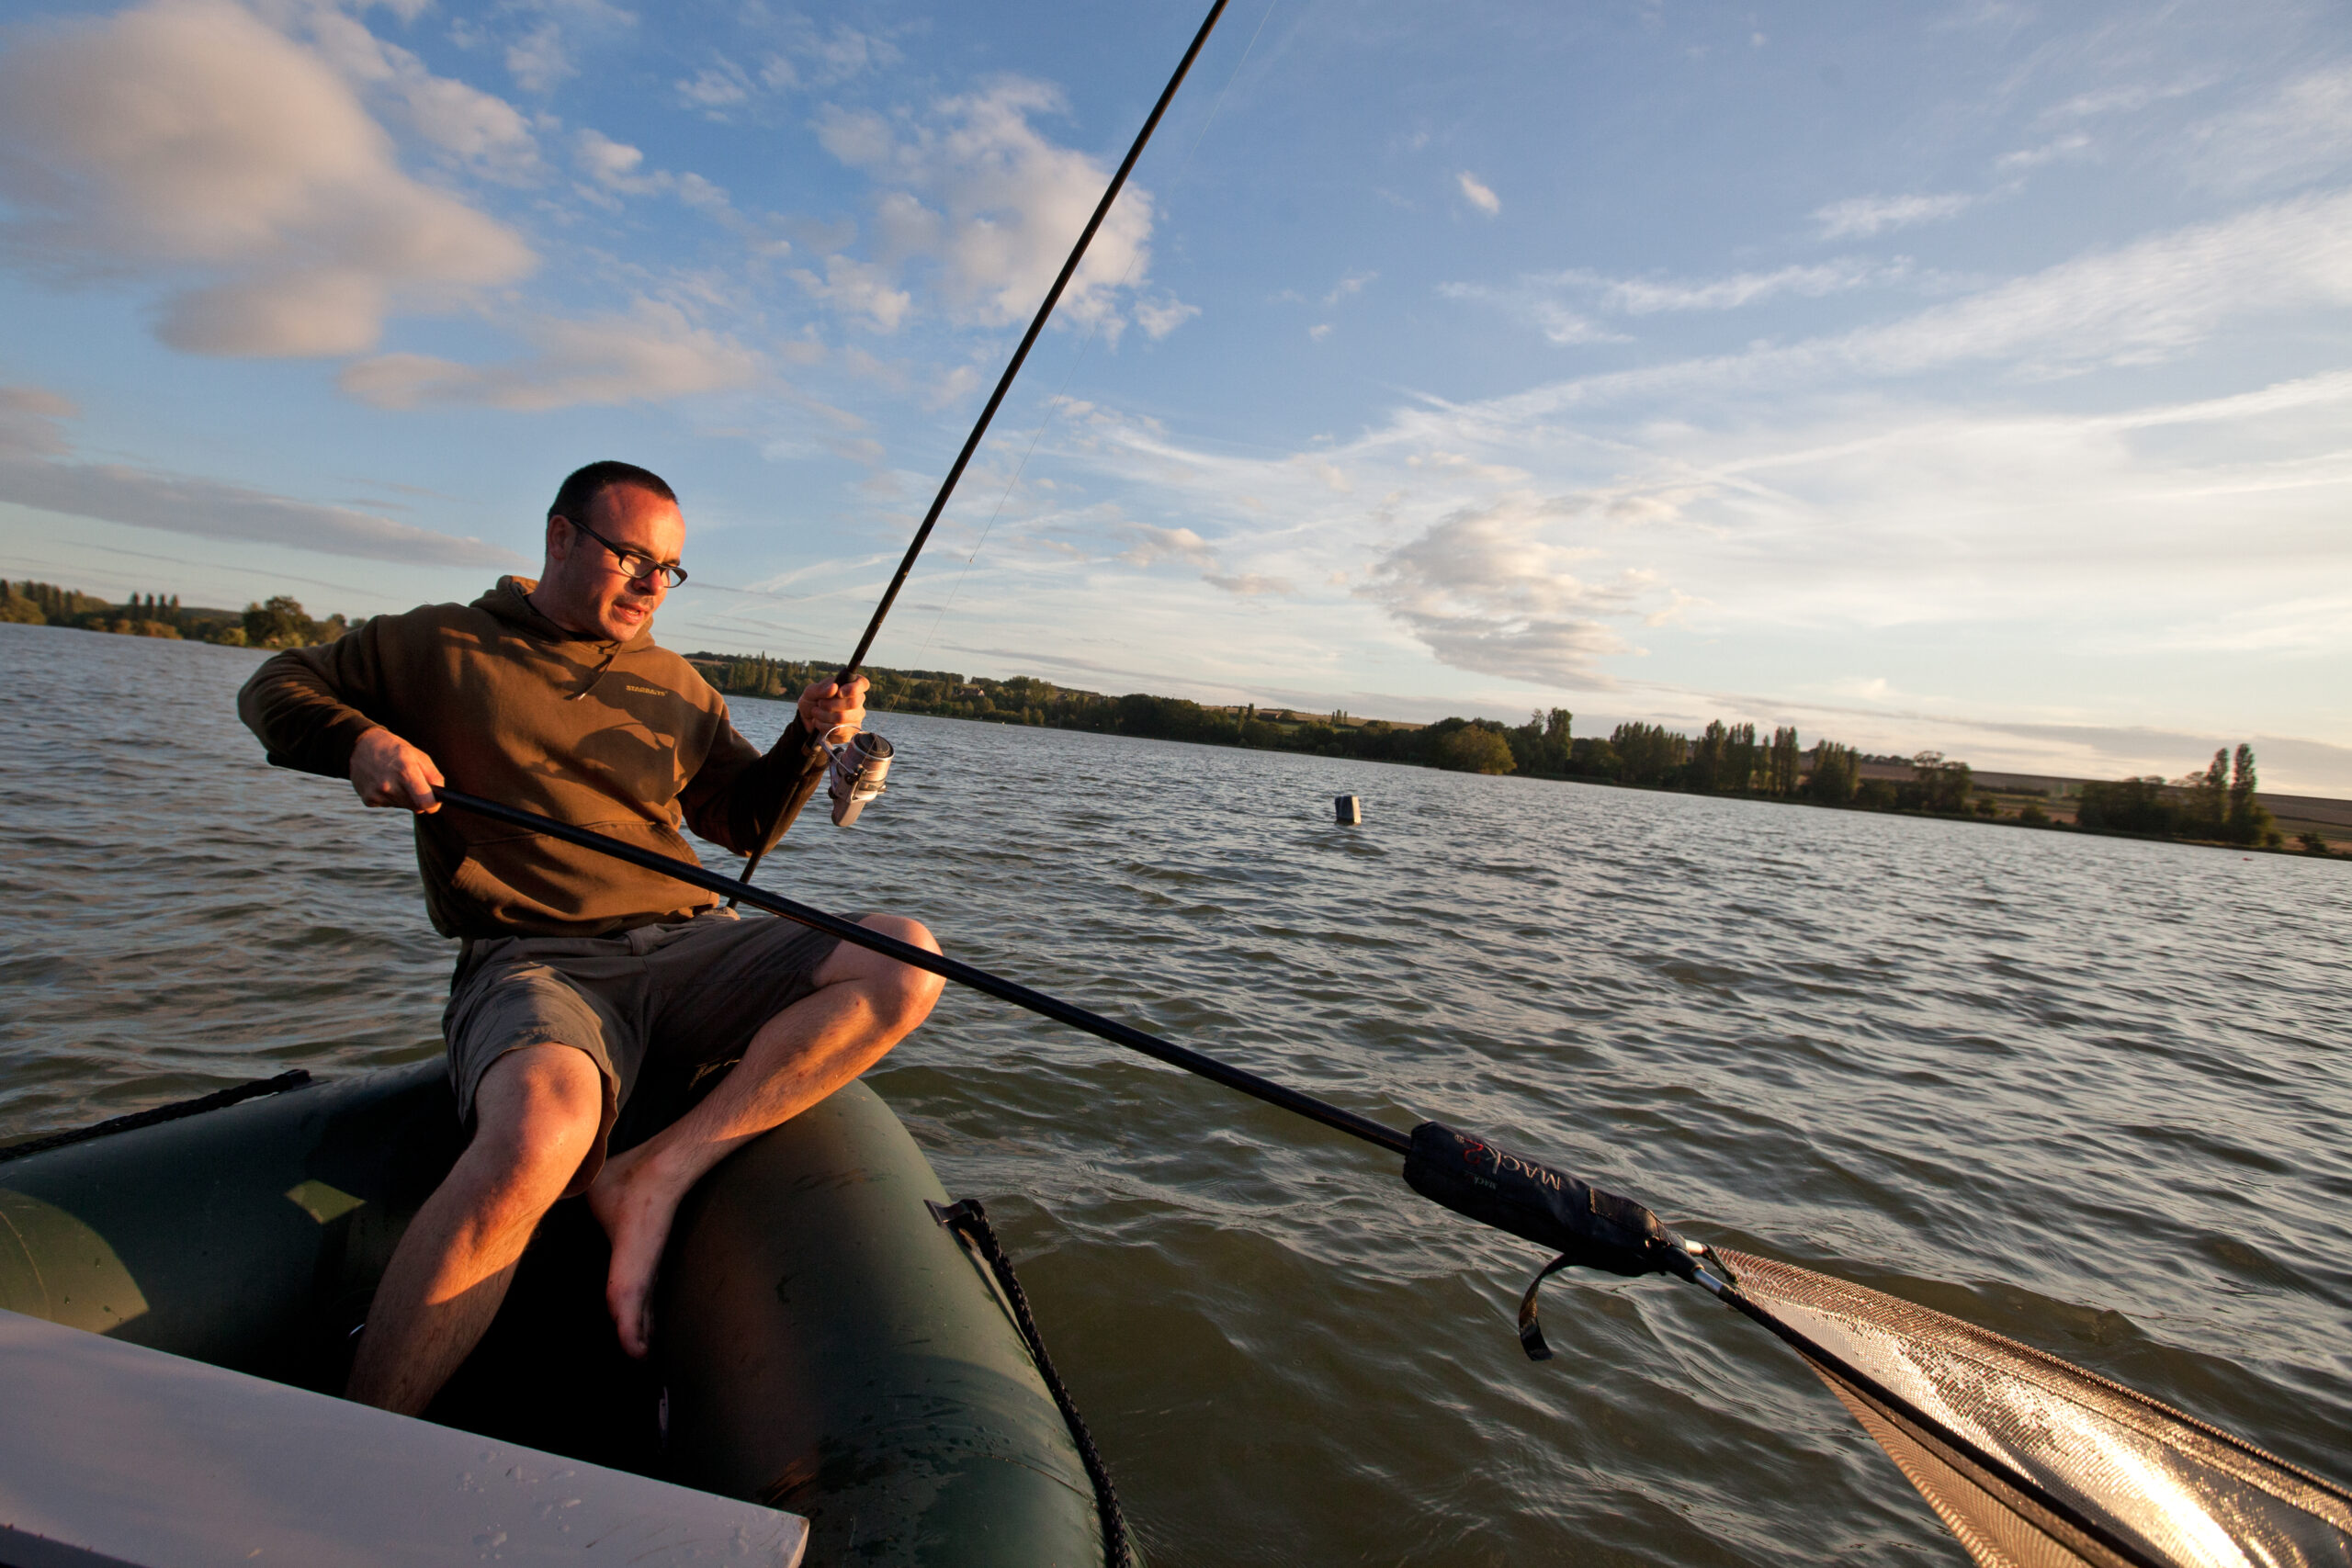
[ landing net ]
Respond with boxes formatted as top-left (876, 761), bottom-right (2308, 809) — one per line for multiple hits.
top-left (1712, 1249), bottom-right (2352, 1568)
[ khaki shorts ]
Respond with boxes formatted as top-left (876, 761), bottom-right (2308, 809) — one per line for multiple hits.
top-left (442, 908), bottom-right (842, 1194)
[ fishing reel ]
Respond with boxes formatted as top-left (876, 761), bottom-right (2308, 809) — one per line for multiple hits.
top-left (823, 726), bottom-right (895, 828)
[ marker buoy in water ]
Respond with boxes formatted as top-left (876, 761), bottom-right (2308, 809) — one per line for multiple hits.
top-left (1335, 795), bottom-right (1363, 826)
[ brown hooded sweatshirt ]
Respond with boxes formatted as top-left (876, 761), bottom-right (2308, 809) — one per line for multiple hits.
top-left (238, 577), bottom-right (817, 940)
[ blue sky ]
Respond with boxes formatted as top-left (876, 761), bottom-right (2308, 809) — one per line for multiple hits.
top-left (2, 0), bottom-right (2348, 789)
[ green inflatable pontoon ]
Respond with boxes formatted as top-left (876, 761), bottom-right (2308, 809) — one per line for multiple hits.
top-left (0, 1065), bottom-right (1111, 1568)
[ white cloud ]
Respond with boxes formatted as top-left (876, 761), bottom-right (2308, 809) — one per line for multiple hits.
top-left (675, 61), bottom-right (751, 112)
top-left (1358, 494), bottom-right (1643, 684)
top-left (395, 72), bottom-right (544, 182)
top-left (1134, 296), bottom-right (1201, 340)
top-left (487, 0), bottom-right (637, 94)
top-left (504, 22), bottom-right (571, 93)
top-left (1452, 258), bottom-right (1901, 335)
top-left (1813, 191), bottom-right (1973, 238)
top-left (337, 299), bottom-right (760, 410)
top-left (1644, 588), bottom-right (1702, 627)
top-left (922, 364), bottom-right (981, 409)
top-left (1996, 132), bottom-right (2092, 172)
top-left (789, 254), bottom-right (912, 333)
top-left (791, 20), bottom-right (900, 86)
top-left (1438, 282), bottom-right (1627, 345)
top-left (1120, 524), bottom-right (1218, 570)
top-left (275, 1), bottom-right (544, 183)
top-left (676, 173), bottom-right (731, 215)
top-left (751, 19), bottom-right (900, 96)
top-left (0, 383), bottom-right (524, 567)
top-left (2187, 66), bottom-right (2352, 193)
top-left (814, 106), bottom-right (894, 167)
top-left (1204, 572), bottom-right (1295, 596)
top-left (811, 81), bottom-right (1159, 336)
top-left (1117, 523), bottom-right (1293, 596)
top-left (1824, 190), bottom-right (2352, 378)
top-left (1342, 367), bottom-right (2352, 661)
top-left (1456, 171), bottom-right (1501, 215)
top-left (0, 387), bottom-right (80, 457)
top-left (1011, 190), bottom-right (2352, 709)
top-left (1528, 305), bottom-right (1622, 345)
top-left (2040, 76), bottom-right (2213, 124)
top-left (570, 129), bottom-right (739, 226)
top-left (1474, 191), bottom-right (2352, 407)
top-left (1296, 457), bottom-right (1352, 494)
top-left (1608, 258), bottom-right (1900, 312)
top-left (0, 0), bottom-right (534, 357)
top-left (575, 128), bottom-right (662, 191)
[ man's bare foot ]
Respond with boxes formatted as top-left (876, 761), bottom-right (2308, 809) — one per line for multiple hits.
top-left (585, 1146), bottom-right (682, 1359)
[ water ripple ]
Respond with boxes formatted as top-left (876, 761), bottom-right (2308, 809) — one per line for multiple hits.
top-left (3, 622), bottom-right (2348, 1562)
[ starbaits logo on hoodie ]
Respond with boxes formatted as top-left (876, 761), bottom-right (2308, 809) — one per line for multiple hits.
top-left (625, 684), bottom-right (668, 697)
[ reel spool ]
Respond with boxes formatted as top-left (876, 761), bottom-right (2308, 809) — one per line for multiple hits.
top-left (824, 728), bottom-right (895, 828)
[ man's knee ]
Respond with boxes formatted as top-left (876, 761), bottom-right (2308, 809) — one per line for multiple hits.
top-left (853, 914), bottom-right (945, 1025)
top-left (858, 912), bottom-right (941, 956)
top-left (469, 1044), bottom-right (605, 1202)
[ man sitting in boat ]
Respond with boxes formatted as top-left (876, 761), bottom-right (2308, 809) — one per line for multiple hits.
top-left (238, 460), bottom-right (944, 1415)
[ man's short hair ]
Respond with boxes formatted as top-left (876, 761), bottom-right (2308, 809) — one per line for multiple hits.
top-left (548, 461), bottom-right (677, 524)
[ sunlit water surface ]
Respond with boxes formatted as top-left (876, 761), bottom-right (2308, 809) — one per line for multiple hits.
top-left (3, 623), bottom-right (2347, 1565)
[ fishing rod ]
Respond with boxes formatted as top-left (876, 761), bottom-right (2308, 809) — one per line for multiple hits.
top-left (439, 786), bottom-right (2352, 1568)
top-left (734, 0), bottom-right (1234, 885)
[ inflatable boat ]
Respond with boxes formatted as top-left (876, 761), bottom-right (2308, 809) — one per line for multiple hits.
top-left (0, 1063), bottom-right (1114, 1567)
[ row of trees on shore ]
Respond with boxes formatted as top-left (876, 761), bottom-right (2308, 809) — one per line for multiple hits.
top-left (2075, 747), bottom-right (2278, 846)
top-left (685, 657), bottom-right (2314, 852)
top-left (693, 658), bottom-right (1986, 812)
top-left (3, 581), bottom-right (2313, 854)
top-left (2, 581), bottom-right (346, 649)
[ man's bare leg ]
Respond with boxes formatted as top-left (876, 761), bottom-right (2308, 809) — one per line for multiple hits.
top-left (587, 914), bottom-right (945, 1358)
top-left (346, 1045), bottom-right (604, 1415)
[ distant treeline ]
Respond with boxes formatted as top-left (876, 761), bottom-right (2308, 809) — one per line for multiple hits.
top-left (2, 581), bottom-right (347, 649)
top-left (1, 581), bottom-right (2312, 855)
top-left (684, 654), bottom-right (2324, 853)
top-left (690, 658), bottom-right (1996, 816)
top-left (2075, 746), bottom-right (2279, 848)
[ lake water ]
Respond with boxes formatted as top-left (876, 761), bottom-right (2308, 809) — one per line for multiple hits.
top-left (3, 620), bottom-right (2347, 1565)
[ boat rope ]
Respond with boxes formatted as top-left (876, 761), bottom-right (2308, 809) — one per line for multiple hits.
top-left (930, 1198), bottom-right (1132, 1568)
top-left (733, 0), bottom-right (1235, 889)
top-left (0, 1068), bottom-right (312, 1165)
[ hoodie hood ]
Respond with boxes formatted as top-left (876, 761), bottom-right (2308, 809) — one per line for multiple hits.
top-left (474, 576), bottom-right (657, 656)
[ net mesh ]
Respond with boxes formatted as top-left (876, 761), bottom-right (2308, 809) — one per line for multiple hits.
top-left (1713, 1248), bottom-right (2352, 1568)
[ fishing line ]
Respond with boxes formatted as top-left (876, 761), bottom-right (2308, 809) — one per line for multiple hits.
top-left (910, 0), bottom-right (1283, 671)
top-left (735, 0), bottom-right (1238, 888)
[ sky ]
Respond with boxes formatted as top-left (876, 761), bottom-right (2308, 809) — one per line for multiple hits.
top-left (1, 0), bottom-right (2347, 791)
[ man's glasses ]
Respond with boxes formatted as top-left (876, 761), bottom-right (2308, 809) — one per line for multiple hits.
top-left (565, 517), bottom-right (688, 589)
